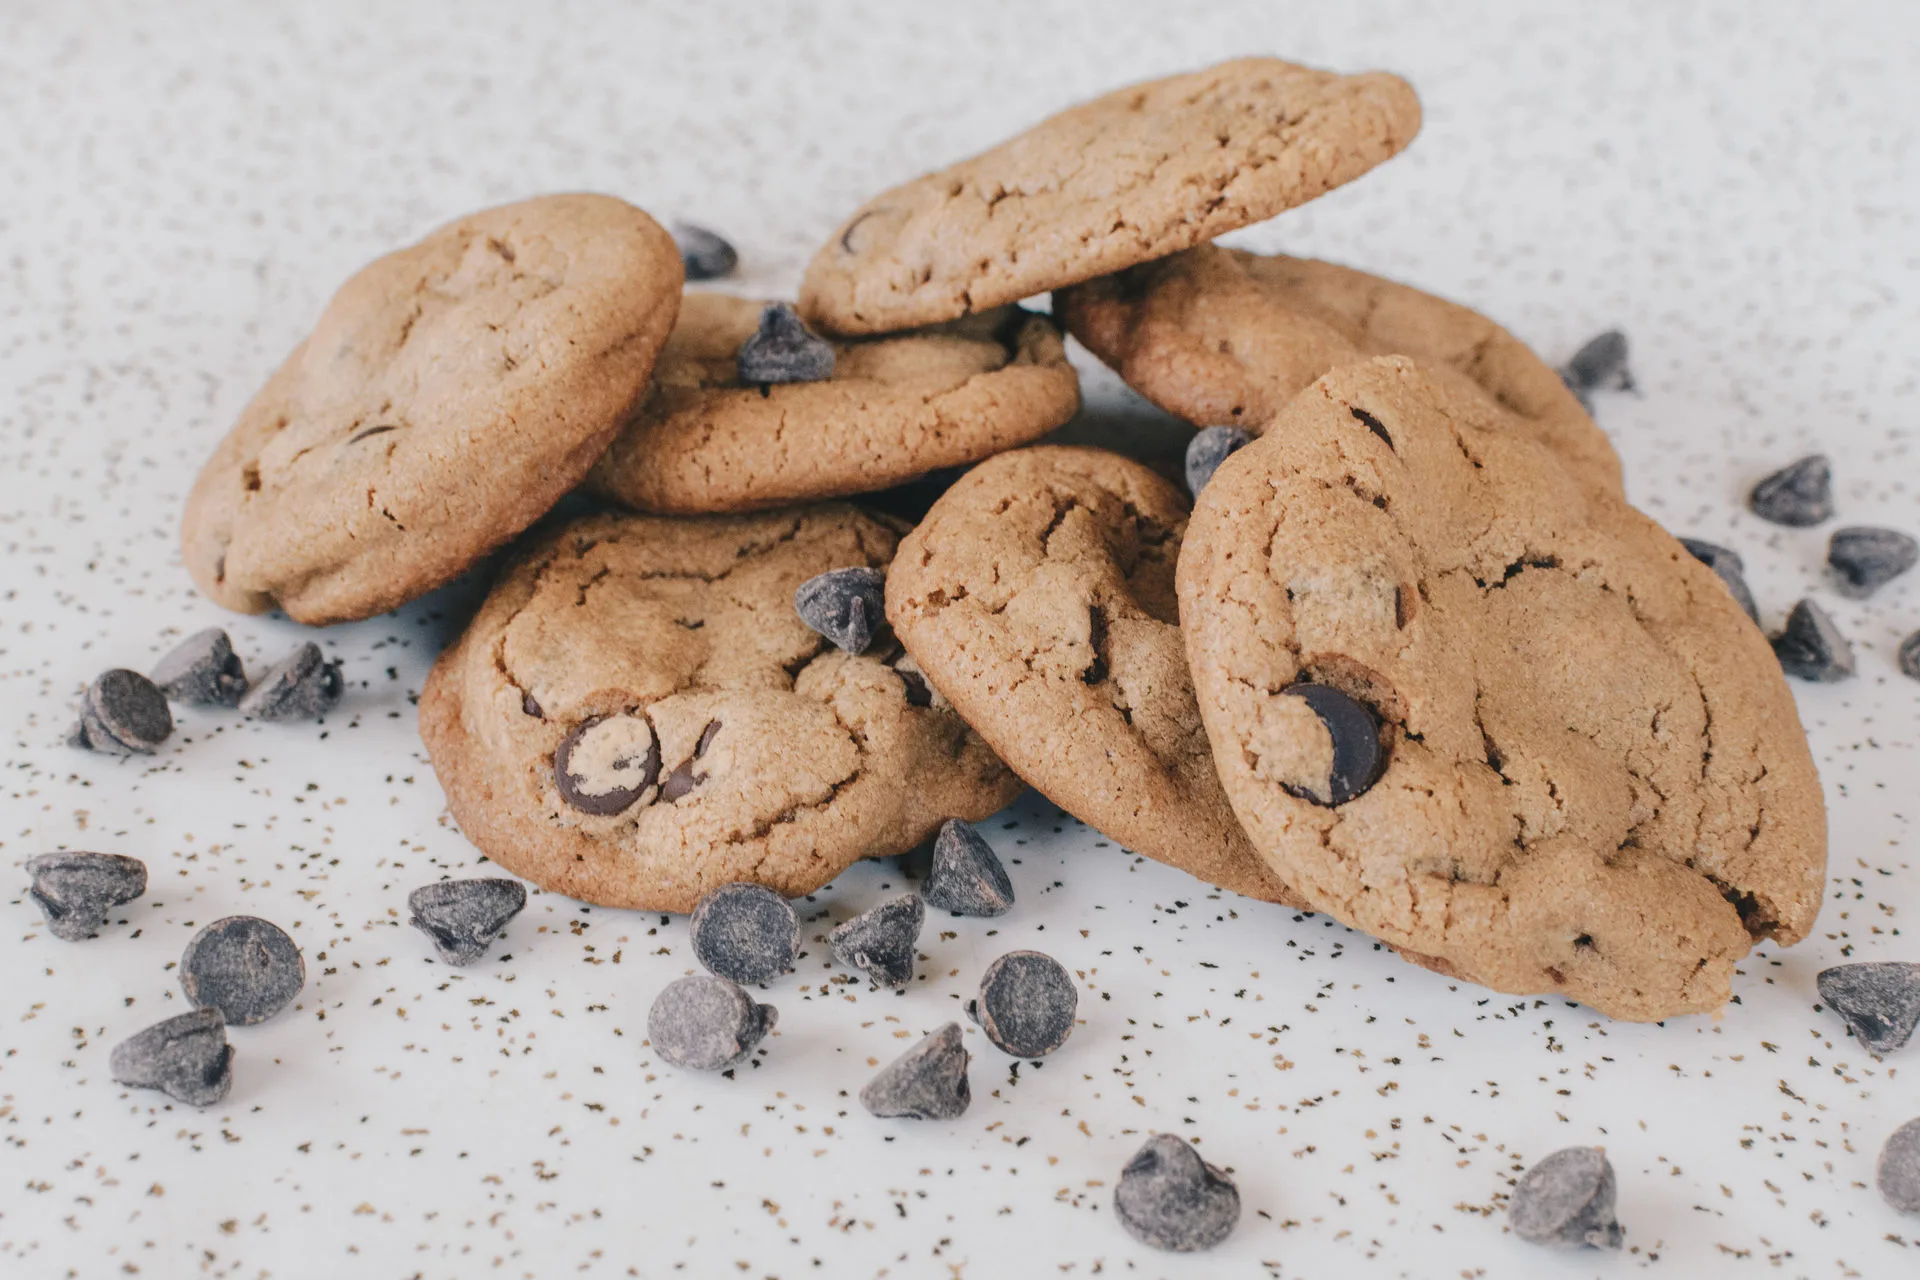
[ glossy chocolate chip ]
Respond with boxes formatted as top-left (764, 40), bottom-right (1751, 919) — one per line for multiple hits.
top-left (1114, 1134), bottom-right (1241, 1252)
top-left (150, 628), bottom-right (248, 706)
top-left (690, 883), bottom-right (799, 985)
top-left (554, 715), bottom-right (661, 815)
top-left (860, 1022), bottom-right (970, 1120)
top-left (1771, 599), bottom-right (1854, 682)
top-left (1678, 537), bottom-right (1759, 624)
top-left (1281, 682), bottom-right (1384, 806)
top-left (648, 974), bottom-right (777, 1071)
top-left (660, 720), bottom-right (723, 803)
top-left (794, 567), bottom-right (887, 655)
top-left (238, 643), bottom-right (341, 721)
top-left (1828, 526), bottom-right (1918, 597)
top-left (671, 221), bottom-right (738, 281)
top-left (923, 819), bottom-right (1014, 917)
top-left (408, 878), bottom-right (528, 966)
top-left (1749, 455), bottom-right (1833, 527)
top-left (71, 668), bottom-right (172, 755)
top-left (110, 1008), bottom-right (233, 1107)
top-left (1817, 962), bottom-right (1920, 1055)
top-left (1509, 1146), bottom-right (1624, 1249)
top-left (966, 950), bottom-right (1076, 1057)
top-left (1184, 426), bottom-right (1251, 497)
top-left (737, 303), bottom-right (834, 384)
top-left (179, 916), bottom-right (305, 1026)
top-left (25, 851), bottom-right (147, 941)
top-left (829, 894), bottom-right (924, 988)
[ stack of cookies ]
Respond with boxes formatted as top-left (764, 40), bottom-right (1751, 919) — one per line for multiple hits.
top-left (179, 56), bottom-right (1826, 1023)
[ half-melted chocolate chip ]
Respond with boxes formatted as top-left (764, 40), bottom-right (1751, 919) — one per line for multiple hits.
top-left (1280, 683), bottom-right (1384, 807)
top-left (554, 715), bottom-right (662, 815)
top-left (661, 720), bottom-right (723, 803)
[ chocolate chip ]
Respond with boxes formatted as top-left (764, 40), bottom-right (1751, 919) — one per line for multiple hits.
top-left (660, 719), bottom-right (722, 803)
top-left (1816, 962), bottom-right (1920, 1055)
top-left (25, 852), bottom-right (147, 941)
top-left (830, 894), bottom-right (924, 988)
top-left (1508, 1146), bottom-right (1624, 1249)
top-left (923, 819), bottom-right (1014, 917)
top-left (1901, 630), bottom-right (1920, 682)
top-left (1749, 454), bottom-right (1833, 527)
top-left (1561, 330), bottom-right (1633, 394)
top-left (690, 883), bottom-right (798, 985)
top-left (966, 950), bottom-right (1076, 1057)
top-left (1678, 537), bottom-right (1760, 624)
top-left (860, 1022), bottom-right (970, 1120)
top-left (1771, 599), bottom-right (1854, 682)
top-left (150, 629), bottom-right (248, 706)
top-left (555, 715), bottom-right (661, 815)
top-left (1113, 1134), bottom-right (1241, 1252)
top-left (737, 303), bottom-right (834, 384)
top-left (71, 668), bottom-right (172, 755)
top-left (794, 567), bottom-right (887, 655)
top-left (893, 654), bottom-right (944, 708)
top-left (1184, 426), bottom-right (1252, 497)
top-left (238, 643), bottom-right (341, 721)
top-left (109, 1008), bottom-right (233, 1107)
top-left (408, 878), bottom-right (528, 966)
top-left (647, 974), bottom-right (777, 1071)
top-left (179, 916), bottom-right (305, 1026)
top-left (522, 691), bottom-right (543, 718)
top-left (1880, 1118), bottom-right (1920, 1215)
top-left (671, 221), bottom-right (738, 281)
top-left (1281, 682), bottom-right (1384, 806)
top-left (1828, 526), bottom-right (1918, 597)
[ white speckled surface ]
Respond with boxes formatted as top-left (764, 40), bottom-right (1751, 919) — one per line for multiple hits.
top-left (3, 2), bottom-right (1918, 1276)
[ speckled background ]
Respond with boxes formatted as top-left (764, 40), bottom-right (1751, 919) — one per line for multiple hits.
top-left (3, 2), bottom-right (1917, 1277)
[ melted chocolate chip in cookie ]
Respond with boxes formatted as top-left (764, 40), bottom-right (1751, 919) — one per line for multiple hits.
top-left (555, 715), bottom-right (662, 815)
top-left (1280, 683), bottom-right (1385, 807)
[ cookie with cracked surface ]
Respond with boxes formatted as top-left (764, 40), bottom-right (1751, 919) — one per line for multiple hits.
top-left (586, 295), bottom-right (1079, 514)
top-left (799, 58), bottom-right (1420, 336)
top-left (886, 446), bottom-right (1299, 905)
top-left (1176, 356), bottom-right (1825, 1021)
top-left (419, 505), bottom-right (1022, 912)
top-left (1056, 245), bottom-right (1621, 491)
top-left (183, 194), bottom-right (682, 624)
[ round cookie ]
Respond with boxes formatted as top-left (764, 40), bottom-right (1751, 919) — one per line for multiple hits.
top-left (586, 295), bottom-right (1080, 514)
top-left (886, 446), bottom-right (1300, 905)
top-left (1056, 245), bottom-right (1622, 492)
top-left (1176, 356), bottom-right (1826, 1022)
top-left (183, 194), bottom-right (682, 624)
top-left (419, 504), bottom-right (1023, 912)
top-left (799, 58), bottom-right (1421, 336)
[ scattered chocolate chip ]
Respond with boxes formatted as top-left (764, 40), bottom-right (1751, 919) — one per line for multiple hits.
top-left (179, 916), bottom-right (305, 1026)
top-left (1771, 599), bottom-right (1854, 682)
top-left (1749, 455), bottom-right (1833, 527)
top-left (1281, 682), bottom-right (1384, 806)
top-left (860, 1022), bottom-right (970, 1120)
top-left (1561, 330), bottom-right (1633, 394)
top-left (25, 852), bottom-right (147, 941)
top-left (1509, 1146), bottom-right (1624, 1249)
top-left (238, 643), bottom-right (341, 721)
top-left (1880, 1118), bottom-right (1920, 1215)
top-left (923, 819), bottom-right (1014, 917)
top-left (1184, 426), bottom-right (1252, 497)
top-left (1113, 1133), bottom-right (1241, 1252)
top-left (555, 715), bottom-right (661, 815)
top-left (150, 628), bottom-right (248, 706)
top-left (671, 221), bottom-right (738, 281)
top-left (1901, 630), bottom-right (1920, 682)
top-left (794, 567), bottom-right (887, 655)
top-left (737, 303), bottom-right (834, 384)
top-left (109, 1008), bottom-right (233, 1107)
top-left (71, 668), bottom-right (172, 755)
top-left (1816, 962), bottom-right (1920, 1055)
top-left (408, 878), bottom-right (528, 965)
top-left (1678, 537), bottom-right (1760, 624)
top-left (830, 894), bottom-right (924, 988)
top-left (1828, 526), bottom-right (1918, 597)
top-left (647, 974), bottom-right (777, 1071)
top-left (690, 883), bottom-right (798, 985)
top-left (966, 950), bottom-right (1076, 1057)
top-left (661, 719), bottom-right (723, 803)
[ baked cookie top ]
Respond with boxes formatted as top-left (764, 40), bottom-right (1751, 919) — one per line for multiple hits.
top-left (1177, 357), bottom-right (1826, 1022)
top-left (886, 446), bottom-right (1299, 905)
top-left (1056, 245), bottom-right (1622, 491)
top-left (419, 505), bottom-right (1021, 913)
top-left (586, 295), bottom-right (1080, 514)
top-left (798, 58), bottom-right (1421, 336)
top-left (183, 194), bottom-right (682, 624)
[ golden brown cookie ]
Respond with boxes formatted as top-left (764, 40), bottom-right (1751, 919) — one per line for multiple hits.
top-left (183, 194), bottom-right (681, 624)
top-left (1056, 245), bottom-right (1622, 491)
top-left (419, 504), bottom-right (1022, 912)
top-left (886, 446), bottom-right (1300, 905)
top-left (1177, 356), bottom-right (1826, 1021)
top-left (585, 295), bottom-right (1080, 514)
top-left (799, 58), bottom-right (1421, 336)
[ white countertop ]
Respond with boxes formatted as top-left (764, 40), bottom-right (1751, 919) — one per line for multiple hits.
top-left (3, 2), bottom-right (1917, 1276)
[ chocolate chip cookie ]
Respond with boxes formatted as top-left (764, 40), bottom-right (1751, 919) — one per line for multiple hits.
top-left (799, 58), bottom-right (1421, 336)
top-left (183, 194), bottom-right (682, 624)
top-left (419, 505), bottom-right (1022, 912)
top-left (886, 446), bottom-right (1299, 904)
top-left (1177, 356), bottom-right (1825, 1021)
top-left (586, 294), bottom-right (1079, 514)
top-left (1056, 245), bottom-right (1622, 491)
